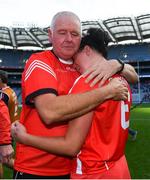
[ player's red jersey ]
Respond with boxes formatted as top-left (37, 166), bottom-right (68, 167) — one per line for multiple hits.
top-left (70, 74), bottom-right (132, 175)
top-left (0, 92), bottom-right (11, 145)
top-left (14, 50), bottom-right (79, 176)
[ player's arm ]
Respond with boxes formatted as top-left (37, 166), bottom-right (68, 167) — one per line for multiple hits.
top-left (120, 63), bottom-right (139, 84)
top-left (34, 78), bottom-right (128, 125)
top-left (0, 100), bottom-right (14, 164)
top-left (11, 112), bottom-right (93, 156)
top-left (0, 100), bottom-right (11, 145)
top-left (11, 91), bottom-right (19, 122)
top-left (83, 59), bottom-right (139, 86)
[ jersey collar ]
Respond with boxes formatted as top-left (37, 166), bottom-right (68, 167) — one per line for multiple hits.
top-left (58, 58), bottom-right (73, 65)
top-left (51, 49), bottom-right (73, 65)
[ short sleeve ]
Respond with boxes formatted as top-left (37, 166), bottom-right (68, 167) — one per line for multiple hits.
top-left (23, 53), bottom-right (58, 105)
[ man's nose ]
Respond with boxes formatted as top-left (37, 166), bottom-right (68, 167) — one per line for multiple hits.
top-left (66, 33), bottom-right (72, 41)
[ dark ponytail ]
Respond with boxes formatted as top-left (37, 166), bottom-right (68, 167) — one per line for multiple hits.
top-left (80, 28), bottom-right (111, 58)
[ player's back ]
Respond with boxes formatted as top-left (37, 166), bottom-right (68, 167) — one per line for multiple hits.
top-left (72, 75), bottom-right (132, 174)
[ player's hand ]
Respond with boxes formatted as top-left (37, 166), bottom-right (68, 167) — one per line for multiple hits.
top-left (108, 77), bottom-right (128, 101)
top-left (83, 59), bottom-right (120, 87)
top-left (0, 145), bottom-right (14, 164)
top-left (11, 121), bottom-right (27, 143)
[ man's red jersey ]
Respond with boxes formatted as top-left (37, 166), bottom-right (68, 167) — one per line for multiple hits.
top-left (14, 50), bottom-right (79, 176)
top-left (70, 75), bottom-right (132, 175)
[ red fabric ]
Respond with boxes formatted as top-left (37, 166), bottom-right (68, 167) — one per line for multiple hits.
top-left (14, 50), bottom-right (79, 176)
top-left (70, 75), bottom-right (132, 175)
top-left (71, 155), bottom-right (131, 179)
top-left (0, 100), bottom-right (11, 145)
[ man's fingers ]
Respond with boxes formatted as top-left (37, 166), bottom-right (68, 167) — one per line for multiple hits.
top-left (85, 71), bottom-right (100, 83)
top-left (82, 68), bottom-right (93, 77)
top-left (98, 75), bottom-right (110, 87)
top-left (83, 65), bottom-right (98, 79)
top-left (90, 74), bottom-right (103, 87)
top-left (121, 88), bottom-right (128, 100)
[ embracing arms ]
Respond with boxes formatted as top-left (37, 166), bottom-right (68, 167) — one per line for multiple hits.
top-left (82, 59), bottom-right (138, 86)
top-left (34, 78), bottom-right (128, 125)
top-left (12, 111), bottom-right (93, 157)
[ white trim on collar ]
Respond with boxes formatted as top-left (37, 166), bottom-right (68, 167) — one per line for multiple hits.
top-left (58, 58), bottom-right (73, 65)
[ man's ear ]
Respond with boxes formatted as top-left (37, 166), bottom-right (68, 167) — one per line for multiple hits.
top-left (48, 28), bottom-right (52, 42)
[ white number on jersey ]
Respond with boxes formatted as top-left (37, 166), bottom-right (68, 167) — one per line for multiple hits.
top-left (121, 92), bottom-right (130, 130)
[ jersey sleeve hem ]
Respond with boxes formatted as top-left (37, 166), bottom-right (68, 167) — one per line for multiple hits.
top-left (25, 88), bottom-right (58, 106)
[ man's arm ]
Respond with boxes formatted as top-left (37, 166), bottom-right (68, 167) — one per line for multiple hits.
top-left (82, 59), bottom-right (139, 86)
top-left (120, 63), bottom-right (139, 84)
top-left (34, 78), bottom-right (128, 125)
top-left (11, 112), bottom-right (93, 156)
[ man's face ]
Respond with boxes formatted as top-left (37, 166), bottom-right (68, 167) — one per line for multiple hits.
top-left (49, 15), bottom-right (81, 60)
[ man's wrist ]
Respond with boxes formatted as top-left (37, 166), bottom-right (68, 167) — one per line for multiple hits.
top-left (117, 59), bottom-right (125, 73)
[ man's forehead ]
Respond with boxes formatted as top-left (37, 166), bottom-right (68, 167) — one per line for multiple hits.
top-left (55, 18), bottom-right (81, 33)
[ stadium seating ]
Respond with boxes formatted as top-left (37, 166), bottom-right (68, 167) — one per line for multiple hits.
top-left (0, 40), bottom-right (150, 104)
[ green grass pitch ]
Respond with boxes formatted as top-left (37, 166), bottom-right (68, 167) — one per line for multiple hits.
top-left (126, 103), bottom-right (150, 179)
top-left (4, 104), bottom-right (150, 179)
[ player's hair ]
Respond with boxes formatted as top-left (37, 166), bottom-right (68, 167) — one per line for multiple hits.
top-left (0, 70), bottom-right (8, 84)
top-left (79, 28), bottom-right (111, 58)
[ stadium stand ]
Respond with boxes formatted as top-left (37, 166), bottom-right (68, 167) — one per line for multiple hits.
top-left (0, 14), bottom-right (150, 104)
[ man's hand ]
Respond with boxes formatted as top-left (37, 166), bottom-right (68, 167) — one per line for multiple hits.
top-left (83, 58), bottom-right (120, 87)
top-left (0, 145), bottom-right (14, 164)
top-left (11, 121), bottom-right (27, 143)
top-left (108, 77), bottom-right (128, 101)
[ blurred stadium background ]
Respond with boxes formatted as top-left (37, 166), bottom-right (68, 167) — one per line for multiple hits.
top-left (1, 13), bottom-right (150, 179)
top-left (0, 14), bottom-right (150, 104)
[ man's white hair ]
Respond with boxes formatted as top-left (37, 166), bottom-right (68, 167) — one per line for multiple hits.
top-left (50, 11), bottom-right (82, 31)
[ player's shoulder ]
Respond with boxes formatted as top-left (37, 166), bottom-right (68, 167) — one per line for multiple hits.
top-left (69, 75), bottom-right (92, 94)
top-left (0, 91), bottom-right (9, 106)
top-left (73, 75), bottom-right (87, 87)
top-left (2, 86), bottom-right (15, 97)
top-left (25, 50), bottom-right (55, 68)
top-left (112, 74), bottom-right (129, 85)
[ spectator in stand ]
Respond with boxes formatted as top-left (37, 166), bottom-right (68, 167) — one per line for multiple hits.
top-left (0, 91), bottom-right (14, 179)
